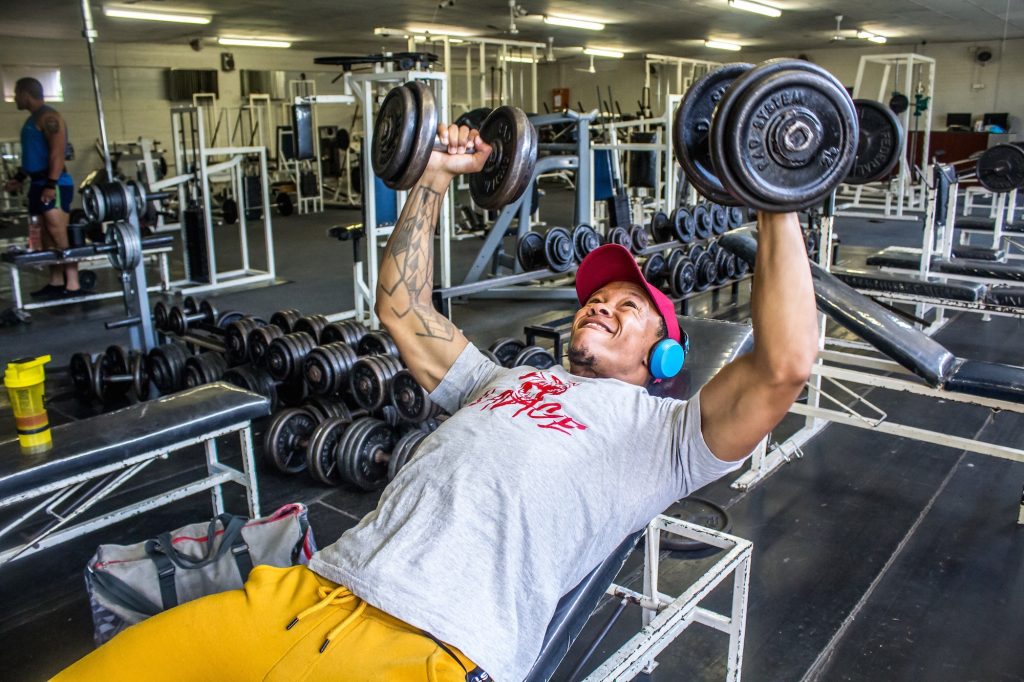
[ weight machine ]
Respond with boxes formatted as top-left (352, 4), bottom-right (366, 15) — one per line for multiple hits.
top-left (643, 55), bottom-right (721, 119)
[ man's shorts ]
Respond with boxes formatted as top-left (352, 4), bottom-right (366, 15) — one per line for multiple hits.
top-left (28, 182), bottom-right (74, 215)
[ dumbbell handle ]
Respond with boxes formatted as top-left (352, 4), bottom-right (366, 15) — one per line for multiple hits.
top-left (176, 307), bottom-right (212, 324)
top-left (106, 316), bottom-right (142, 330)
top-left (431, 137), bottom-right (477, 154)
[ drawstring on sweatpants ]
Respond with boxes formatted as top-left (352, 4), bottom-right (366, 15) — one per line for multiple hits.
top-left (285, 584), bottom-right (367, 653)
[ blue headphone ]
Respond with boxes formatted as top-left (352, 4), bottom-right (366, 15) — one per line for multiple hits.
top-left (649, 330), bottom-right (689, 380)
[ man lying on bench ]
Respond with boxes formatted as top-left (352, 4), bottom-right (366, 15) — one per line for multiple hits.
top-left (56, 123), bottom-right (819, 682)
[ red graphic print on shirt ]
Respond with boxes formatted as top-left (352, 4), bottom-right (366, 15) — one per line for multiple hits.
top-left (468, 371), bottom-right (588, 435)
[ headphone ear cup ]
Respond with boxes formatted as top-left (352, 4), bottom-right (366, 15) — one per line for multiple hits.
top-left (649, 338), bottom-right (685, 380)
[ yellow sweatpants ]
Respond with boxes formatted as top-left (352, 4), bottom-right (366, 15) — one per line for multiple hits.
top-left (54, 565), bottom-right (477, 681)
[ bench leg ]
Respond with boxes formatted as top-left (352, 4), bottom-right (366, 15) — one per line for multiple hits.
top-left (726, 553), bottom-right (752, 682)
top-left (204, 439), bottom-right (226, 515)
top-left (238, 425), bottom-right (261, 518)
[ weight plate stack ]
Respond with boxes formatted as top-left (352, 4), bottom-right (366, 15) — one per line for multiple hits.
top-left (306, 416), bottom-right (354, 485)
top-left (269, 309), bottom-right (302, 333)
top-left (572, 224), bottom-right (601, 261)
top-left (304, 342), bottom-right (360, 397)
top-left (672, 207), bottom-right (696, 244)
top-left (692, 203), bottom-right (713, 240)
top-left (669, 258), bottom-right (697, 297)
top-left (357, 330), bottom-right (400, 357)
top-left (249, 325), bottom-right (285, 365)
top-left (488, 337), bottom-right (525, 367)
top-left (544, 227), bottom-right (575, 272)
top-left (264, 407), bottom-right (318, 474)
top-left (629, 225), bottom-right (649, 254)
top-left (183, 352), bottom-right (228, 389)
top-left (321, 320), bottom-right (369, 347)
top-left (294, 314), bottom-right (330, 344)
top-left (642, 253), bottom-right (667, 288)
top-left (517, 231), bottom-right (546, 271)
top-left (146, 343), bottom-right (191, 394)
top-left (388, 428), bottom-right (428, 482)
top-left (511, 345), bottom-right (556, 369)
top-left (389, 369), bottom-right (442, 423)
top-left (649, 211), bottom-right (672, 243)
top-left (337, 417), bottom-right (395, 491)
top-left (266, 332), bottom-right (317, 383)
top-left (349, 354), bottom-right (404, 412)
top-left (225, 317), bottom-right (263, 366)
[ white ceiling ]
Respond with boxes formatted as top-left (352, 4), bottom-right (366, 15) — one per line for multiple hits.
top-left (4, 0), bottom-right (1023, 57)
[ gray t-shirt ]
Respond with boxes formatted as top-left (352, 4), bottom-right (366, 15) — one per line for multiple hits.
top-left (309, 343), bottom-right (744, 680)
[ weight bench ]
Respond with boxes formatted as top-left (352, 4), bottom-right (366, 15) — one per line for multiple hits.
top-left (526, 317), bottom-right (756, 681)
top-left (833, 268), bottom-right (987, 303)
top-left (954, 216), bottom-right (1024, 233)
top-left (866, 246), bottom-right (1024, 282)
top-left (0, 382), bottom-right (270, 564)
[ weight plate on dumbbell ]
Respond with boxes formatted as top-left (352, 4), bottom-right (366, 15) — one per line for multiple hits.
top-left (660, 497), bottom-right (732, 553)
top-left (357, 331), bottom-right (400, 357)
top-left (512, 345), bottom-right (556, 369)
top-left (393, 81), bottom-right (438, 191)
top-left (224, 318), bottom-right (258, 365)
top-left (131, 353), bottom-right (150, 400)
top-left (264, 407), bottom-right (318, 474)
top-left (629, 225), bottom-right (649, 254)
top-left (305, 396), bottom-right (351, 423)
top-left (321, 320), bottom-right (368, 347)
top-left (372, 84), bottom-right (419, 186)
top-left (692, 203), bottom-right (713, 240)
top-left (199, 299), bottom-right (218, 326)
top-left (669, 258), bottom-right (697, 297)
top-left (544, 227), bottom-right (575, 272)
top-left (294, 315), bottom-right (328, 344)
top-left (168, 307), bottom-right (188, 337)
top-left (649, 211), bottom-right (671, 243)
top-left (267, 332), bottom-right (316, 382)
top-left (105, 221), bottom-right (142, 271)
top-left (306, 416), bottom-right (353, 485)
top-left (349, 355), bottom-right (400, 411)
top-left (184, 352), bottom-right (227, 388)
top-left (572, 224), bottom-right (601, 261)
top-left (666, 248), bottom-right (687, 275)
top-left (714, 248), bottom-right (734, 283)
top-left (517, 231), bottom-right (546, 271)
top-left (642, 253), bottom-right (667, 286)
top-left (712, 59), bottom-right (857, 212)
top-left (727, 206), bottom-right (745, 230)
top-left (693, 253), bottom-right (717, 291)
top-left (481, 349), bottom-right (501, 365)
top-left (338, 417), bottom-right (395, 491)
top-left (606, 226), bottom-right (631, 249)
top-left (146, 343), bottom-right (188, 394)
top-left (673, 63), bottom-right (754, 206)
top-left (305, 342), bottom-right (358, 396)
top-left (216, 310), bottom-right (244, 329)
top-left (270, 309), bottom-right (301, 333)
top-left (710, 204), bottom-right (728, 235)
top-left (249, 325), bottom-right (283, 365)
top-left (469, 106), bottom-right (538, 211)
top-left (672, 208), bottom-right (696, 244)
top-left (94, 345), bottom-right (132, 403)
top-left (489, 337), bottom-right (525, 367)
top-left (455, 107), bottom-right (493, 131)
top-left (69, 352), bottom-right (94, 396)
top-left (389, 369), bottom-right (437, 423)
top-left (845, 99), bottom-right (903, 186)
top-left (222, 198), bottom-right (239, 225)
top-left (976, 143), bottom-right (1024, 193)
top-left (388, 429), bottom-right (428, 482)
top-left (223, 364), bottom-right (279, 411)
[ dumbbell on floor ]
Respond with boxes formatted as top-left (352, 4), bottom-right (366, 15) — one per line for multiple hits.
top-left (183, 352), bottom-right (228, 388)
top-left (222, 363), bottom-right (307, 411)
top-left (70, 345), bottom-right (150, 403)
top-left (335, 418), bottom-right (431, 491)
top-left (486, 337), bottom-right (557, 369)
top-left (168, 297), bottom-right (219, 336)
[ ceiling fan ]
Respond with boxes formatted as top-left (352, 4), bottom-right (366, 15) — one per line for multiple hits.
top-left (485, 1), bottom-right (530, 35)
top-left (575, 55), bottom-right (596, 74)
top-left (830, 15), bottom-right (849, 42)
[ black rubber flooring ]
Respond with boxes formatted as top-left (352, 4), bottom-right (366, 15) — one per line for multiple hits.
top-left (1, 195), bottom-right (1022, 681)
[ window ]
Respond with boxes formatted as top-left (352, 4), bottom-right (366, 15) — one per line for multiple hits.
top-left (2, 67), bottom-right (64, 102)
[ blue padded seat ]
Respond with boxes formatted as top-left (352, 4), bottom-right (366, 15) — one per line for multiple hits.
top-left (0, 383), bottom-right (270, 501)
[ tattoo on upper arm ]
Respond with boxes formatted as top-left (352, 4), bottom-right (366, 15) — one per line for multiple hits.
top-left (42, 115), bottom-right (61, 136)
top-left (380, 186), bottom-right (457, 342)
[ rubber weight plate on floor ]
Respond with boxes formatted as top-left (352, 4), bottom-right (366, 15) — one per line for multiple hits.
top-left (659, 497), bottom-right (731, 554)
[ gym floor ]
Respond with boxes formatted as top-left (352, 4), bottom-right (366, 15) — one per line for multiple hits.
top-left (1, 188), bottom-right (1022, 681)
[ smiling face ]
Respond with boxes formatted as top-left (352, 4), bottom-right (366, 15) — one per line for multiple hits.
top-left (568, 280), bottom-right (667, 385)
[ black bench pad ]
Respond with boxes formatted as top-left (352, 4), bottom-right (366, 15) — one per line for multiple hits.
top-left (986, 286), bottom-right (1024, 307)
top-left (955, 217), bottom-right (1024, 233)
top-left (866, 248), bottom-right (1024, 282)
top-left (834, 269), bottom-right (986, 302)
top-left (952, 245), bottom-right (1006, 261)
top-left (946, 359), bottom-right (1024, 403)
top-left (0, 383), bottom-right (270, 501)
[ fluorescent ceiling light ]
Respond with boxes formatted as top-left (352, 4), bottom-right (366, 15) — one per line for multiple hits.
top-left (406, 25), bottom-right (475, 37)
top-left (103, 6), bottom-right (210, 24)
top-left (544, 15), bottom-right (605, 31)
top-left (857, 30), bottom-right (887, 43)
top-left (583, 47), bottom-right (624, 58)
top-left (727, 0), bottom-right (781, 18)
top-left (705, 39), bottom-right (742, 51)
top-left (501, 55), bottom-right (537, 63)
top-left (218, 37), bottom-right (292, 48)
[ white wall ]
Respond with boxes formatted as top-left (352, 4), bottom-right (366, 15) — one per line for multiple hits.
top-left (536, 38), bottom-right (1024, 133)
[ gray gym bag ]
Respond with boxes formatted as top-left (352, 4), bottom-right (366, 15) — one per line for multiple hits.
top-left (84, 503), bottom-right (317, 644)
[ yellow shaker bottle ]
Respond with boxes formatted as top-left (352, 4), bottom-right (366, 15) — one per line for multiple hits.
top-left (4, 355), bottom-right (52, 454)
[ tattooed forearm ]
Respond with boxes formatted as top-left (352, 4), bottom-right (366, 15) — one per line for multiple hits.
top-left (377, 185), bottom-right (456, 341)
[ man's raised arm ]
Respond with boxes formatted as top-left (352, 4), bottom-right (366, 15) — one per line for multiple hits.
top-left (698, 212), bottom-right (820, 461)
top-left (374, 123), bottom-right (491, 392)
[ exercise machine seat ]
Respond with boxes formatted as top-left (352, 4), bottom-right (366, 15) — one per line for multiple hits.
top-left (834, 269), bottom-right (986, 303)
top-left (986, 286), bottom-right (1024, 308)
top-left (951, 245), bottom-right (1006, 261)
top-left (0, 382), bottom-right (270, 501)
top-left (865, 247), bottom-right (1024, 282)
top-left (955, 216), bottom-right (1024, 233)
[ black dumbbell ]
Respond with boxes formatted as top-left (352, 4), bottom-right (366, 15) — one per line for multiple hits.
top-left (388, 369), bottom-right (444, 423)
top-left (510, 346), bottom-right (557, 369)
top-left (269, 308), bottom-right (302, 334)
top-left (304, 342), bottom-right (360, 398)
top-left (350, 354), bottom-right (405, 412)
top-left (488, 337), bottom-right (525, 367)
top-left (649, 211), bottom-right (672, 243)
top-left (672, 207), bottom-right (696, 244)
top-left (264, 398), bottom-right (361, 474)
top-left (710, 203), bottom-right (729, 235)
top-left (668, 255), bottom-right (697, 297)
top-left (294, 314), bottom-right (330, 344)
top-left (265, 332), bottom-right (318, 383)
top-left (335, 418), bottom-right (430, 490)
top-left (572, 224), bottom-right (601, 261)
top-left (629, 225), bottom-right (649, 254)
top-left (641, 253), bottom-right (668, 288)
top-left (168, 297), bottom-right (219, 336)
top-left (146, 342), bottom-right (192, 394)
top-left (183, 352), bottom-right (228, 388)
top-left (693, 203), bottom-right (713, 240)
top-left (356, 330), bottom-right (400, 357)
top-left (71, 345), bottom-right (150, 403)
top-left (224, 317), bottom-right (264, 365)
top-left (604, 226), bottom-right (632, 250)
top-left (321, 319), bottom-right (369, 347)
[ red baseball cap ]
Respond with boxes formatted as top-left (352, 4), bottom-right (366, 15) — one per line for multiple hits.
top-left (575, 243), bottom-right (681, 343)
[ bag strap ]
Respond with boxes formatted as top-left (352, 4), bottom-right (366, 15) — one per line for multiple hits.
top-left (143, 540), bottom-right (179, 610)
top-left (87, 567), bottom-right (163, 617)
top-left (154, 515), bottom-right (248, 570)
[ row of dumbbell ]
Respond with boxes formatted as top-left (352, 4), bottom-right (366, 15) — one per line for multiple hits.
top-left (641, 241), bottom-right (751, 298)
top-left (650, 202), bottom-right (751, 245)
top-left (151, 296), bottom-right (242, 337)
